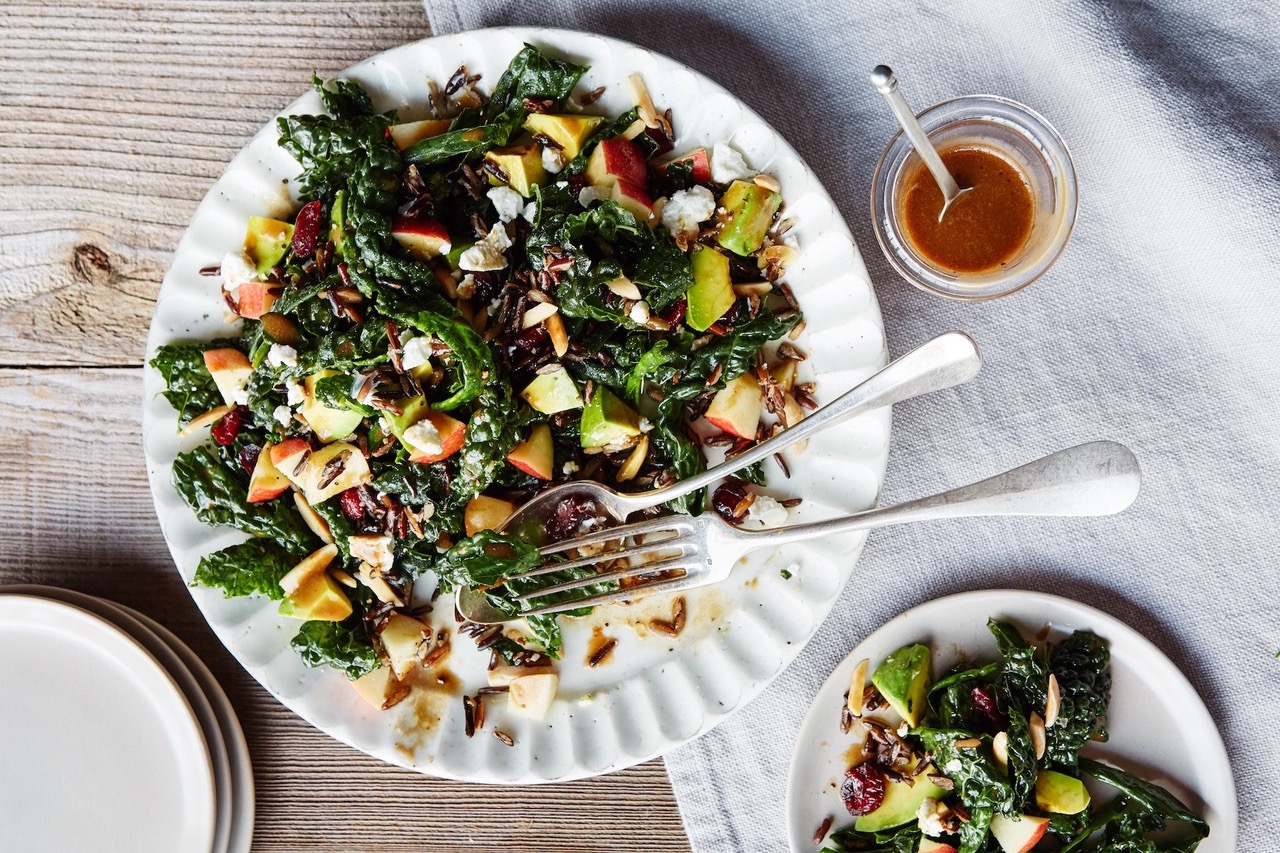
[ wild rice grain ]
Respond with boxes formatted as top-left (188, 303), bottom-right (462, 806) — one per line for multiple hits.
top-left (813, 815), bottom-right (833, 845)
top-left (494, 730), bottom-right (515, 747)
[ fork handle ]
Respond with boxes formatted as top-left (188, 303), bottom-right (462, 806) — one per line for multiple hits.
top-left (739, 441), bottom-right (1141, 550)
top-left (631, 331), bottom-right (981, 510)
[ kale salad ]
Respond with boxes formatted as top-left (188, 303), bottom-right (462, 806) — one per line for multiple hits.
top-left (151, 46), bottom-right (808, 716)
top-left (817, 620), bottom-right (1208, 853)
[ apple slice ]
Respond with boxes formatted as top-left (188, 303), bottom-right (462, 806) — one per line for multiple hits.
top-left (278, 544), bottom-right (351, 622)
top-left (405, 411), bottom-right (467, 465)
top-left (609, 179), bottom-right (654, 221)
top-left (387, 118), bottom-right (451, 150)
top-left (292, 492), bottom-right (333, 544)
top-left (521, 366), bottom-right (582, 414)
top-left (586, 137), bottom-right (648, 190)
top-left (299, 441), bottom-right (372, 505)
top-left (202, 348), bottom-right (252, 406)
top-left (464, 495), bottom-right (517, 536)
top-left (990, 814), bottom-right (1050, 853)
top-left (669, 148), bottom-right (712, 183)
top-left (269, 437), bottom-right (311, 487)
top-left (508, 672), bottom-right (559, 720)
top-left (919, 840), bottom-right (959, 853)
top-left (522, 113), bottom-right (604, 160)
top-left (704, 373), bottom-right (762, 439)
top-left (507, 423), bottom-right (554, 480)
top-left (380, 613), bottom-right (429, 678)
top-left (247, 442), bottom-right (290, 503)
top-left (235, 280), bottom-right (279, 320)
top-left (351, 666), bottom-right (410, 711)
top-left (487, 660), bottom-right (556, 687)
top-left (391, 217), bottom-right (451, 261)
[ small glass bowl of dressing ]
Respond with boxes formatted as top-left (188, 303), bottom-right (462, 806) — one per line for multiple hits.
top-left (871, 95), bottom-right (1078, 300)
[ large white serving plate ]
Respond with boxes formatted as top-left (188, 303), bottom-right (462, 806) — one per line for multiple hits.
top-left (142, 27), bottom-right (890, 782)
top-left (786, 590), bottom-right (1237, 852)
top-left (0, 595), bottom-right (217, 852)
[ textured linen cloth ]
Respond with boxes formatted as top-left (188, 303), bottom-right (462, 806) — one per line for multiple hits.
top-left (425, 1), bottom-right (1279, 848)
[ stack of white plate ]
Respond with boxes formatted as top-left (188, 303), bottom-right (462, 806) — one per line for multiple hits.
top-left (0, 586), bottom-right (252, 853)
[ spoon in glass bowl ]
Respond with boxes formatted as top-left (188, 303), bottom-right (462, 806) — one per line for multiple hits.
top-left (455, 331), bottom-right (980, 622)
top-left (870, 65), bottom-right (972, 222)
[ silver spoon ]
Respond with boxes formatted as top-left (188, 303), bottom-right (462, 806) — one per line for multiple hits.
top-left (455, 331), bottom-right (981, 622)
top-left (870, 65), bottom-right (972, 222)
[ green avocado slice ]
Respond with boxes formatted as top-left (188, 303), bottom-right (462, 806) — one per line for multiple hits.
top-left (871, 642), bottom-right (931, 726)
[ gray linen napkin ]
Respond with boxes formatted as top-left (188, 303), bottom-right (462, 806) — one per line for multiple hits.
top-left (425, 1), bottom-right (1279, 848)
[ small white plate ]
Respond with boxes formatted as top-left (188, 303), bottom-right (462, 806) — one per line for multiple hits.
top-left (0, 585), bottom-right (254, 853)
top-left (0, 595), bottom-right (217, 853)
top-left (785, 590), bottom-right (1237, 852)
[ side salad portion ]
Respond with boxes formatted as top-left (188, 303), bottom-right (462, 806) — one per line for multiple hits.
top-left (151, 45), bottom-right (807, 718)
top-left (817, 619), bottom-right (1208, 853)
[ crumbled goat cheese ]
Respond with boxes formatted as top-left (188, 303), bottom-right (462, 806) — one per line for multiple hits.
top-left (711, 142), bottom-right (752, 184)
top-left (456, 273), bottom-right (477, 299)
top-left (220, 251), bottom-right (257, 293)
top-left (629, 301), bottom-right (651, 324)
top-left (285, 380), bottom-right (306, 406)
top-left (638, 417), bottom-right (653, 433)
top-left (403, 419), bottom-right (443, 457)
top-left (522, 201), bottom-right (538, 223)
top-left (401, 336), bottom-right (433, 371)
top-left (273, 405), bottom-right (293, 427)
top-left (578, 185), bottom-right (607, 207)
top-left (562, 460), bottom-right (580, 476)
top-left (349, 534), bottom-right (395, 575)
top-left (743, 494), bottom-right (789, 528)
top-left (486, 185), bottom-right (525, 223)
top-left (458, 223), bottom-right (512, 272)
top-left (945, 758), bottom-right (963, 774)
top-left (661, 185), bottom-right (716, 239)
top-left (541, 146), bottom-right (565, 174)
top-left (266, 343), bottom-right (298, 368)
top-left (916, 798), bottom-right (949, 838)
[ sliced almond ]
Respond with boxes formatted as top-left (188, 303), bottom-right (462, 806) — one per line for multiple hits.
top-left (992, 731), bottom-right (1010, 771)
top-left (759, 243), bottom-right (798, 269)
top-left (292, 492), bottom-right (334, 545)
top-left (521, 301), bottom-right (559, 329)
top-left (1045, 673), bottom-right (1061, 728)
top-left (628, 73), bottom-right (660, 129)
top-left (545, 312), bottom-right (569, 358)
top-left (1029, 712), bottom-right (1047, 759)
top-left (179, 404), bottom-right (235, 437)
top-left (953, 738), bottom-right (982, 750)
top-left (330, 568), bottom-right (358, 589)
top-left (605, 276), bottom-right (642, 300)
top-left (732, 281), bottom-right (774, 297)
top-left (753, 173), bottom-right (782, 193)
top-left (616, 435), bottom-right (649, 483)
top-left (847, 658), bottom-right (869, 718)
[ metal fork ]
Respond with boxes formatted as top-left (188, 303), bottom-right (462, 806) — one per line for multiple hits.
top-left (505, 441), bottom-right (1141, 616)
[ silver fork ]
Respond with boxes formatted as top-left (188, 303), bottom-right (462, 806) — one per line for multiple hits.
top-left (505, 441), bottom-right (1141, 616)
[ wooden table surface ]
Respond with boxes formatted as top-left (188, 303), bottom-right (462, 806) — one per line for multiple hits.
top-left (0, 2), bottom-right (691, 849)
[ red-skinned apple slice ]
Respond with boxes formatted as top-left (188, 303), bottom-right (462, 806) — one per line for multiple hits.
top-left (586, 137), bottom-right (648, 190)
top-left (202, 348), bottom-right (252, 406)
top-left (247, 442), bottom-right (291, 503)
top-left (269, 437), bottom-right (311, 487)
top-left (390, 217), bottom-right (452, 260)
top-left (667, 148), bottom-right (712, 183)
top-left (235, 280), bottom-right (278, 320)
top-left (919, 840), bottom-right (959, 853)
top-left (405, 411), bottom-right (467, 464)
top-left (704, 372), bottom-right (762, 439)
top-left (610, 179), bottom-right (654, 220)
top-left (507, 423), bottom-right (554, 480)
top-left (990, 814), bottom-right (1050, 853)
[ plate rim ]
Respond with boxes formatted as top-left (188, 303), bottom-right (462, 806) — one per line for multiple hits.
top-left (783, 588), bottom-right (1238, 853)
top-left (140, 25), bottom-right (890, 783)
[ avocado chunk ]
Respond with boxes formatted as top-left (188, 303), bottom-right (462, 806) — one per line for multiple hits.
top-left (854, 758), bottom-right (949, 832)
top-left (687, 246), bottom-right (735, 332)
top-left (522, 113), bottom-right (604, 160)
top-left (580, 387), bottom-right (642, 449)
top-left (871, 642), bottom-right (931, 726)
top-left (244, 215), bottom-right (295, 275)
top-left (521, 365), bottom-right (583, 414)
top-left (1035, 770), bottom-right (1091, 814)
top-left (299, 370), bottom-right (365, 442)
top-left (381, 395), bottom-right (430, 452)
top-left (484, 143), bottom-right (547, 197)
top-left (330, 190), bottom-right (349, 260)
top-left (716, 180), bottom-right (782, 256)
top-left (278, 545), bottom-right (352, 622)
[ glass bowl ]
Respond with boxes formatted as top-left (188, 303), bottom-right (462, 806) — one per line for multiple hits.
top-left (871, 95), bottom-right (1078, 301)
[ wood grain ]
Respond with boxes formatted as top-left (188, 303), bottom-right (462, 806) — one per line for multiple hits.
top-left (0, 2), bottom-right (693, 848)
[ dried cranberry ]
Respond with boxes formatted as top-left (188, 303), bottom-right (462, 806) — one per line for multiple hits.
top-left (546, 494), bottom-right (602, 543)
top-left (658, 298), bottom-right (687, 327)
top-left (470, 271), bottom-right (505, 303)
top-left (711, 478), bottom-right (751, 525)
top-left (338, 488), bottom-right (365, 520)
top-left (291, 200), bottom-right (324, 258)
top-left (211, 407), bottom-right (244, 446)
top-left (238, 443), bottom-right (262, 474)
top-left (566, 174), bottom-right (590, 198)
top-left (509, 324), bottom-right (548, 352)
top-left (971, 686), bottom-right (1007, 730)
top-left (841, 764), bottom-right (886, 816)
top-left (720, 300), bottom-right (744, 326)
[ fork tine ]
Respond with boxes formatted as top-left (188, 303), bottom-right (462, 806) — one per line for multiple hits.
top-left (509, 539), bottom-right (688, 580)
top-left (537, 514), bottom-right (694, 556)
top-left (514, 553), bottom-right (696, 603)
top-left (520, 569), bottom-right (707, 616)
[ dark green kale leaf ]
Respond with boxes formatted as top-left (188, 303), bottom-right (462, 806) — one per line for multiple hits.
top-left (307, 497), bottom-right (357, 561)
top-left (388, 306), bottom-right (493, 411)
top-left (312, 373), bottom-right (375, 417)
top-left (928, 662), bottom-right (1002, 729)
top-left (193, 538), bottom-right (301, 600)
top-left (299, 320), bottom-right (390, 373)
top-left (915, 728), bottom-right (1014, 814)
top-left (649, 413), bottom-right (705, 515)
top-left (827, 821), bottom-right (919, 853)
top-left (1046, 630), bottom-right (1111, 766)
top-left (316, 75), bottom-right (376, 118)
top-left (291, 619), bottom-right (379, 680)
top-left (172, 446), bottom-right (317, 552)
top-left (989, 618), bottom-right (1049, 717)
top-left (150, 342), bottom-right (226, 426)
top-left (435, 529), bottom-right (540, 590)
top-left (957, 807), bottom-right (992, 853)
top-left (1003, 703), bottom-right (1040, 810)
top-left (650, 158), bottom-right (696, 198)
top-left (631, 227), bottom-right (693, 311)
top-left (683, 308), bottom-right (800, 385)
top-left (624, 339), bottom-right (676, 405)
top-left (1078, 758), bottom-right (1209, 848)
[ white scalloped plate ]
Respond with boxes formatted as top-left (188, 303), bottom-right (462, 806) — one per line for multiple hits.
top-left (786, 590), bottom-right (1237, 852)
top-left (142, 27), bottom-right (889, 783)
